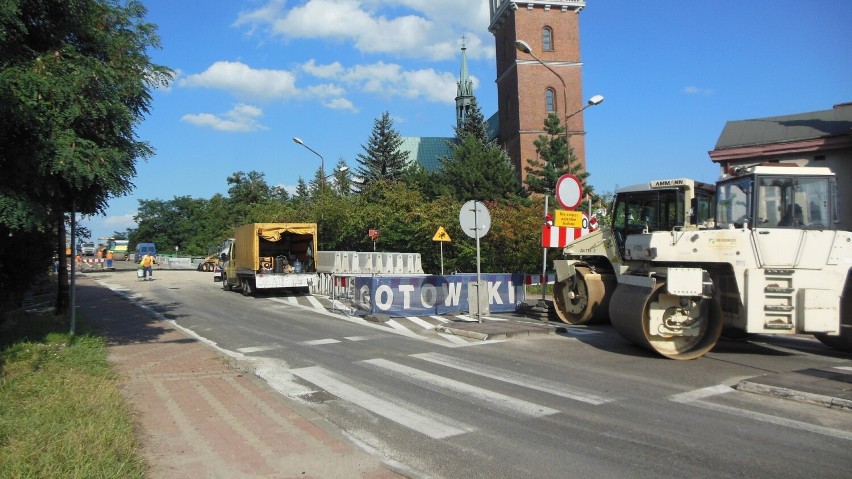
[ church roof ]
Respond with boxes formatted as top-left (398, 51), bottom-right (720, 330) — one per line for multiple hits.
top-left (400, 136), bottom-right (454, 172)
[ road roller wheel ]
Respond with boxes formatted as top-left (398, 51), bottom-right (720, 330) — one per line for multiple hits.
top-left (814, 275), bottom-right (852, 352)
top-left (552, 267), bottom-right (613, 325)
top-left (610, 282), bottom-right (723, 360)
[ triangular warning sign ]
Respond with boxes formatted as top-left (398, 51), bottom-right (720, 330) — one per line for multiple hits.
top-left (433, 226), bottom-right (451, 242)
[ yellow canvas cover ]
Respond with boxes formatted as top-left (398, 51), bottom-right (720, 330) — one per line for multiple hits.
top-left (234, 223), bottom-right (318, 272)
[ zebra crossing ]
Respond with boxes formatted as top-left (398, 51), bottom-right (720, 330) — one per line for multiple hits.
top-left (288, 352), bottom-right (610, 439)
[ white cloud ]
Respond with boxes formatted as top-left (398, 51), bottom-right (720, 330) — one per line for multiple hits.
top-left (103, 213), bottom-right (138, 228)
top-left (235, 0), bottom-right (493, 60)
top-left (306, 60), bottom-right (467, 104)
top-left (323, 97), bottom-right (358, 112)
top-left (179, 61), bottom-right (299, 101)
top-left (181, 103), bottom-right (268, 132)
top-left (683, 85), bottom-right (715, 95)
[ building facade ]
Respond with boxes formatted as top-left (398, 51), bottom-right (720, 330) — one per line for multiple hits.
top-left (489, 0), bottom-right (589, 183)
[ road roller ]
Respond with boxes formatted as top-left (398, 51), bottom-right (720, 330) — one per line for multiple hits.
top-left (553, 166), bottom-right (851, 359)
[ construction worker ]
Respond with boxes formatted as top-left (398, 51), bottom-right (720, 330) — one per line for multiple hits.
top-left (139, 253), bottom-right (155, 280)
top-left (106, 250), bottom-right (114, 269)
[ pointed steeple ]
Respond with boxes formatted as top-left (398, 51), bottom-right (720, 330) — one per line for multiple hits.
top-left (456, 36), bottom-right (475, 129)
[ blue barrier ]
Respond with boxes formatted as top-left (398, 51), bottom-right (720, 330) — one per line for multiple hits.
top-left (350, 273), bottom-right (525, 316)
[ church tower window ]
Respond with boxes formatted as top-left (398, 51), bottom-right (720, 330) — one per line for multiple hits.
top-left (545, 88), bottom-right (556, 113)
top-left (542, 27), bottom-right (554, 51)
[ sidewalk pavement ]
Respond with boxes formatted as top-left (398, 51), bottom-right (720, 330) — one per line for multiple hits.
top-left (75, 277), bottom-right (402, 479)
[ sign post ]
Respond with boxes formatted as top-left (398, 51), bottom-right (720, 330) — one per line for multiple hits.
top-left (459, 201), bottom-right (491, 322)
top-left (368, 229), bottom-right (380, 251)
top-left (432, 226), bottom-right (451, 275)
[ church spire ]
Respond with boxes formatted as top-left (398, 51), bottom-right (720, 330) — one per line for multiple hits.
top-left (455, 36), bottom-right (475, 129)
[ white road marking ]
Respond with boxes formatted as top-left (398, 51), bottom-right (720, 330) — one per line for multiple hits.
top-left (455, 314), bottom-right (507, 322)
top-left (430, 315), bottom-right (450, 323)
top-left (301, 339), bottom-right (341, 346)
top-left (290, 366), bottom-right (473, 439)
top-left (406, 316), bottom-right (436, 330)
top-left (669, 386), bottom-right (852, 442)
top-left (835, 366), bottom-right (852, 372)
top-left (668, 385), bottom-right (733, 403)
top-left (360, 358), bottom-right (559, 417)
top-left (437, 333), bottom-right (471, 345)
top-left (385, 319), bottom-right (422, 338)
top-left (344, 336), bottom-right (373, 341)
top-left (237, 345), bottom-right (280, 354)
top-left (305, 295), bottom-right (324, 309)
top-left (412, 352), bottom-right (612, 405)
top-left (268, 297), bottom-right (296, 306)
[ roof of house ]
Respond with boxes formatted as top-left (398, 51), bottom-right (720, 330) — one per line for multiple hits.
top-left (714, 104), bottom-right (852, 150)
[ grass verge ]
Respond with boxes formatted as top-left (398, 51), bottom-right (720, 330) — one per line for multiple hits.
top-left (0, 309), bottom-right (145, 478)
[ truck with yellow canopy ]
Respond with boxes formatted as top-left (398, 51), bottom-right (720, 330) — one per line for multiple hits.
top-left (220, 223), bottom-right (318, 295)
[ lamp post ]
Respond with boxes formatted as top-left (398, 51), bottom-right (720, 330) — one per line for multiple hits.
top-left (515, 39), bottom-right (604, 300)
top-left (293, 137), bottom-right (326, 219)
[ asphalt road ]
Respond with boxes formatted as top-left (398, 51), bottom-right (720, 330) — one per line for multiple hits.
top-left (86, 267), bottom-right (852, 479)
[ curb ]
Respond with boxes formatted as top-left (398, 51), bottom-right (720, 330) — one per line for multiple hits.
top-left (736, 380), bottom-right (852, 410)
top-left (436, 326), bottom-right (489, 341)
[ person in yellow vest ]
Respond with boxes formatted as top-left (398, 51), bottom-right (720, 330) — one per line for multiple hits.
top-left (139, 253), bottom-right (155, 281)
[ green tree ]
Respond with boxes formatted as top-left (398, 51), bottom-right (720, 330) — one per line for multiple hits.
top-left (227, 171), bottom-right (272, 205)
top-left (354, 111), bottom-right (409, 188)
top-left (330, 158), bottom-right (353, 196)
top-left (524, 113), bottom-right (593, 207)
top-left (440, 134), bottom-right (520, 202)
top-left (453, 96), bottom-right (490, 145)
top-left (0, 0), bottom-right (172, 312)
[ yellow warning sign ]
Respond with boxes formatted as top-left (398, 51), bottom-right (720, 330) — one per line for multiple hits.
top-left (433, 226), bottom-right (451, 242)
top-left (554, 210), bottom-right (584, 228)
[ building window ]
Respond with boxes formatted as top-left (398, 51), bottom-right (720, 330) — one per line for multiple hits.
top-left (542, 27), bottom-right (554, 51)
top-left (545, 88), bottom-right (556, 113)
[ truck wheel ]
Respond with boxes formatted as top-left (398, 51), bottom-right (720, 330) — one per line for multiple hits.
top-left (241, 278), bottom-right (253, 296)
top-left (610, 282), bottom-right (723, 360)
top-left (814, 275), bottom-right (852, 352)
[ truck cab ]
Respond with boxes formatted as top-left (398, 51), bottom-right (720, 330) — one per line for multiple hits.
top-left (135, 243), bottom-right (157, 261)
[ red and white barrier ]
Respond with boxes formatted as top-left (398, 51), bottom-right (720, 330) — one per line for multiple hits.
top-left (524, 274), bottom-right (555, 286)
top-left (541, 213), bottom-right (598, 248)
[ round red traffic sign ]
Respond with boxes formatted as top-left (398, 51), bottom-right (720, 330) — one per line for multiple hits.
top-left (555, 174), bottom-right (583, 210)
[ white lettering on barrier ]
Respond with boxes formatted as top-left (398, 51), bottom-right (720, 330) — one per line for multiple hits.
top-left (376, 284), bottom-right (393, 310)
top-left (488, 280), bottom-right (503, 304)
top-left (399, 284), bottom-right (415, 309)
top-left (359, 285), bottom-right (371, 309)
top-left (362, 280), bottom-right (517, 312)
top-left (421, 284), bottom-right (437, 308)
top-left (444, 282), bottom-right (463, 307)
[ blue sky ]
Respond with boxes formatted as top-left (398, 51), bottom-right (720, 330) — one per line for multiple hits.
top-left (81, 0), bottom-right (852, 243)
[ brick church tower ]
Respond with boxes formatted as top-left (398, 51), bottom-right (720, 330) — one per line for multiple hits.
top-left (489, 0), bottom-right (588, 184)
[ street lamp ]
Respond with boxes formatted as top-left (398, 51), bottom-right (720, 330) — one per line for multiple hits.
top-left (293, 137), bottom-right (327, 219)
top-left (325, 165), bottom-right (349, 180)
top-left (515, 39), bottom-right (604, 300)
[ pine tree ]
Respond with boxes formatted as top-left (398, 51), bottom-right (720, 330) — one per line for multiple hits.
top-left (524, 113), bottom-right (592, 203)
top-left (440, 133), bottom-right (520, 202)
top-left (453, 97), bottom-right (490, 145)
top-left (355, 112), bottom-right (409, 188)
